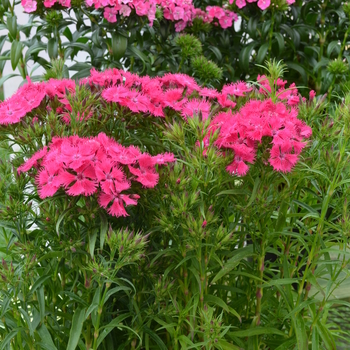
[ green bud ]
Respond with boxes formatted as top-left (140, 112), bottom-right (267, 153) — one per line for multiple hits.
top-left (175, 34), bottom-right (202, 58)
top-left (45, 11), bottom-right (63, 27)
top-left (191, 56), bottom-right (223, 82)
top-left (327, 58), bottom-right (349, 76)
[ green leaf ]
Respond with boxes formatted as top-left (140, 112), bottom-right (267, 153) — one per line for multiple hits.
top-left (47, 38), bottom-right (58, 59)
top-left (0, 73), bottom-right (19, 87)
top-left (56, 206), bottom-right (76, 235)
top-left (211, 245), bottom-right (255, 284)
top-left (256, 43), bottom-right (269, 64)
top-left (10, 40), bottom-right (23, 70)
top-left (217, 189), bottom-right (248, 196)
top-left (275, 201), bottom-right (289, 232)
top-left (291, 314), bottom-right (307, 349)
top-left (99, 211), bottom-right (108, 250)
top-left (37, 324), bottom-right (58, 350)
top-left (97, 314), bottom-right (133, 348)
top-left (67, 307), bottom-right (87, 350)
top-left (228, 327), bottom-right (287, 338)
top-left (88, 228), bottom-right (97, 258)
top-left (25, 42), bottom-right (46, 62)
top-left (142, 326), bottom-right (168, 350)
top-left (208, 46), bottom-right (222, 61)
top-left (315, 320), bottom-right (336, 349)
top-left (286, 62), bottom-right (308, 85)
top-left (29, 274), bottom-right (51, 296)
top-left (217, 340), bottom-right (241, 350)
top-left (203, 295), bottom-right (241, 322)
top-left (19, 308), bottom-right (34, 336)
top-left (273, 33), bottom-right (285, 55)
top-left (239, 41), bottom-right (257, 72)
top-left (0, 328), bottom-right (21, 350)
top-left (104, 285), bottom-right (131, 304)
top-left (326, 40), bottom-right (340, 58)
top-left (37, 286), bottom-right (45, 322)
top-left (64, 42), bottom-right (94, 58)
top-left (247, 176), bottom-right (260, 207)
top-left (71, 68), bottom-right (92, 80)
top-left (7, 15), bottom-right (17, 39)
top-left (126, 46), bottom-right (149, 74)
top-left (111, 33), bottom-right (128, 60)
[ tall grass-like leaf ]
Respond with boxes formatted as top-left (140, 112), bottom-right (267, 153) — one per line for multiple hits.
top-left (67, 307), bottom-right (87, 350)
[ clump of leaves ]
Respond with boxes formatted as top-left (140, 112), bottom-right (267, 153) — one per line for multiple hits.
top-left (191, 55), bottom-right (223, 83)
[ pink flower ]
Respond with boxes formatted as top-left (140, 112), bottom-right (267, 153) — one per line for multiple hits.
top-left (120, 4), bottom-right (131, 16)
top-left (21, 0), bottom-right (37, 12)
top-left (36, 162), bottom-right (63, 198)
top-left (95, 161), bottom-right (130, 194)
top-left (128, 154), bottom-right (159, 188)
top-left (59, 165), bottom-right (97, 196)
top-left (173, 6), bottom-right (185, 20)
top-left (235, 0), bottom-right (246, 9)
top-left (222, 81), bottom-right (252, 97)
top-left (152, 153), bottom-right (175, 165)
top-left (134, 0), bottom-right (149, 16)
top-left (58, 0), bottom-right (70, 6)
top-left (182, 99), bottom-right (211, 120)
top-left (200, 88), bottom-right (219, 99)
top-left (207, 6), bottom-right (225, 19)
top-left (219, 16), bottom-right (233, 29)
top-left (18, 147), bottom-right (48, 174)
top-left (257, 0), bottom-right (270, 10)
top-left (98, 192), bottom-right (139, 217)
top-left (269, 145), bottom-right (298, 172)
top-left (309, 90), bottom-right (316, 101)
top-left (104, 7), bottom-right (118, 23)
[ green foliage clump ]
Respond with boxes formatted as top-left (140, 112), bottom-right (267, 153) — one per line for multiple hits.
top-left (191, 55), bottom-right (223, 83)
top-left (175, 34), bottom-right (202, 58)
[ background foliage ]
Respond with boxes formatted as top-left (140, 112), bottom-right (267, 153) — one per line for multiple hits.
top-left (0, 0), bottom-right (350, 349)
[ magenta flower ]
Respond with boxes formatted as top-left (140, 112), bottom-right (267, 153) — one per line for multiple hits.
top-left (257, 0), bottom-right (270, 10)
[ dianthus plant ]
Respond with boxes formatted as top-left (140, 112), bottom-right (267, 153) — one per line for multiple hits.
top-left (0, 62), bottom-right (349, 349)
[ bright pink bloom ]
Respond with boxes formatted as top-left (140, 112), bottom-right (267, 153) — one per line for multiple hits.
top-left (257, 0), bottom-right (270, 10)
top-left (59, 165), bottom-right (97, 196)
top-left (269, 145), bottom-right (299, 172)
top-left (104, 7), bottom-right (118, 22)
top-left (21, 0), bottom-right (37, 12)
top-left (219, 16), bottom-right (233, 29)
top-left (222, 81), bottom-right (252, 97)
top-left (309, 90), bottom-right (316, 101)
top-left (98, 191), bottom-right (138, 217)
top-left (36, 162), bottom-right (63, 198)
top-left (128, 154), bottom-right (159, 188)
top-left (18, 147), bottom-right (48, 174)
top-left (173, 6), bottom-right (185, 20)
top-left (182, 99), bottom-right (211, 120)
top-left (235, 0), bottom-right (246, 8)
top-left (95, 161), bottom-right (130, 194)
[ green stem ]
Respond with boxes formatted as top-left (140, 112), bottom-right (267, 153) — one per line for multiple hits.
top-left (268, 9), bottom-right (275, 59)
top-left (92, 283), bottom-right (110, 350)
top-left (339, 26), bottom-right (350, 59)
top-left (316, 0), bottom-right (329, 94)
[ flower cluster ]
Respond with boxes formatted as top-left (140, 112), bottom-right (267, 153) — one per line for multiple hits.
top-left (92, 68), bottom-right (254, 118)
top-left (0, 68), bottom-right (250, 125)
top-left (1, 66), bottom-right (311, 179)
top-left (21, 0), bottom-right (237, 31)
top-left (0, 78), bottom-right (75, 125)
top-left (231, 0), bottom-right (295, 11)
top-left (207, 98), bottom-right (312, 175)
top-left (17, 133), bottom-right (175, 217)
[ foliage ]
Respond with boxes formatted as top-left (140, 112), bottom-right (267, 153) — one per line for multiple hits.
top-left (0, 61), bottom-right (349, 350)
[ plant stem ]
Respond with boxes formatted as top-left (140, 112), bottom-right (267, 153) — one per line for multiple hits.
top-left (92, 283), bottom-right (110, 350)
